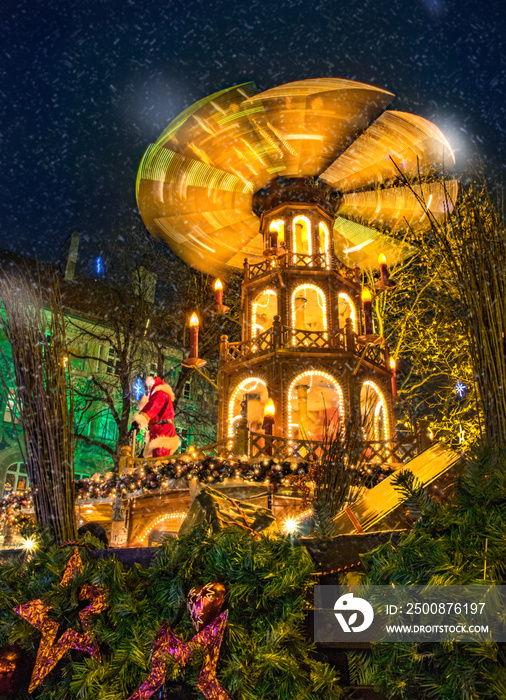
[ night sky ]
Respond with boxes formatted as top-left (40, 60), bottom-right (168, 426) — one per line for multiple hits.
top-left (1, 0), bottom-right (505, 265)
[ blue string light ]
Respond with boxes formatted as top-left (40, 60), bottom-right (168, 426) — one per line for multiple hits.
top-left (455, 380), bottom-right (466, 398)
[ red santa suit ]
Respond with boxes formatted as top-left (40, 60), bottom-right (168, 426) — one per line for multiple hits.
top-left (132, 377), bottom-right (180, 457)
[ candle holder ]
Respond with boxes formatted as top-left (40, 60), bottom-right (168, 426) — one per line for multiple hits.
top-left (181, 356), bottom-right (207, 368)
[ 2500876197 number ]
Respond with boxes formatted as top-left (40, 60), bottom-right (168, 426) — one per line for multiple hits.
top-left (404, 602), bottom-right (486, 615)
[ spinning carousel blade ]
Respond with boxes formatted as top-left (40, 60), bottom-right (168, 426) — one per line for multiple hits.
top-left (320, 110), bottom-right (455, 194)
top-left (151, 82), bottom-right (284, 193)
top-left (153, 212), bottom-right (259, 274)
top-left (332, 217), bottom-right (415, 270)
top-left (241, 78), bottom-right (393, 177)
top-left (339, 179), bottom-right (459, 235)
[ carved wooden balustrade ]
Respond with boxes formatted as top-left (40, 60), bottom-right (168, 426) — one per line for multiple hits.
top-left (220, 323), bottom-right (388, 369)
top-left (248, 431), bottom-right (419, 467)
top-left (245, 252), bottom-right (357, 282)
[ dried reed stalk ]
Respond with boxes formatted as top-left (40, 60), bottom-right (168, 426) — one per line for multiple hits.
top-left (404, 176), bottom-right (506, 447)
top-left (0, 267), bottom-right (76, 543)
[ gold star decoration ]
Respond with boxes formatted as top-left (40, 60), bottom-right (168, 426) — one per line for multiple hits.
top-left (14, 547), bottom-right (107, 692)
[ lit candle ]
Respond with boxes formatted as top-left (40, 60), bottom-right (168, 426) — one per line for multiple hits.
top-left (189, 313), bottom-right (199, 358)
top-left (379, 253), bottom-right (388, 282)
top-left (361, 287), bottom-right (373, 335)
top-left (262, 399), bottom-right (276, 456)
top-left (390, 357), bottom-right (398, 400)
top-left (263, 399), bottom-right (275, 433)
top-left (214, 278), bottom-right (223, 306)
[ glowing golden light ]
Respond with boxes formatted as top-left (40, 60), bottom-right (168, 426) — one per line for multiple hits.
top-left (137, 78), bottom-right (457, 273)
top-left (389, 357), bottom-right (396, 370)
top-left (378, 253), bottom-right (387, 264)
top-left (264, 399), bottom-right (275, 417)
top-left (361, 287), bottom-right (373, 303)
top-left (284, 518), bottom-right (298, 534)
top-left (22, 537), bottom-right (36, 552)
top-left (214, 278), bottom-right (223, 291)
top-left (189, 313), bottom-right (199, 327)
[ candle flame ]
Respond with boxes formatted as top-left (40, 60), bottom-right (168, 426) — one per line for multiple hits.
top-left (378, 253), bottom-right (387, 264)
top-left (214, 278), bottom-right (223, 291)
top-left (361, 287), bottom-right (372, 302)
top-left (189, 313), bottom-right (199, 327)
top-left (264, 398), bottom-right (275, 417)
top-left (389, 357), bottom-right (396, 370)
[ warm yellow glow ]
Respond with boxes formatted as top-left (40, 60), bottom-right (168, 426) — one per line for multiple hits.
top-left (362, 380), bottom-right (390, 441)
top-left (292, 215), bottom-right (311, 263)
top-left (228, 377), bottom-right (267, 438)
top-left (283, 518), bottom-right (298, 534)
top-left (287, 370), bottom-right (344, 437)
top-left (319, 221), bottom-right (330, 269)
top-left (264, 399), bottom-right (275, 417)
top-left (22, 537), bottom-right (36, 552)
top-left (338, 292), bottom-right (357, 332)
top-left (141, 512), bottom-right (186, 542)
top-left (252, 289), bottom-right (277, 338)
top-left (389, 357), bottom-right (396, 370)
top-left (361, 287), bottom-right (373, 303)
top-left (378, 253), bottom-right (387, 265)
top-left (269, 219), bottom-right (285, 243)
top-left (291, 284), bottom-right (327, 334)
top-left (214, 278), bottom-right (223, 291)
top-left (189, 313), bottom-right (199, 327)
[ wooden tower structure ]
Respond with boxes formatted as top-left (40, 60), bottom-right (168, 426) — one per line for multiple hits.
top-left (136, 78), bottom-right (456, 457)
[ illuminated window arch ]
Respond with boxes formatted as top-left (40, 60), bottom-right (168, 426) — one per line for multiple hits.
top-left (291, 284), bottom-right (327, 333)
top-left (140, 511), bottom-right (186, 544)
top-left (319, 222), bottom-right (330, 268)
top-left (287, 370), bottom-right (344, 441)
top-left (292, 215), bottom-right (311, 262)
top-left (251, 289), bottom-right (277, 338)
top-left (228, 377), bottom-right (268, 438)
top-left (269, 219), bottom-right (285, 247)
top-left (338, 292), bottom-right (357, 332)
top-left (361, 380), bottom-right (390, 441)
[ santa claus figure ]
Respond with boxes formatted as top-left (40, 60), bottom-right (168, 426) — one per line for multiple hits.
top-left (131, 375), bottom-right (181, 457)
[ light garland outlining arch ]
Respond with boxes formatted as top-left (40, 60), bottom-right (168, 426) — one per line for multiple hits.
top-left (292, 215), bottom-right (311, 263)
top-left (291, 284), bottom-right (328, 334)
top-left (362, 380), bottom-right (390, 441)
top-left (140, 511), bottom-right (187, 543)
top-left (319, 221), bottom-right (330, 269)
top-left (287, 370), bottom-right (344, 438)
top-left (228, 377), bottom-right (267, 438)
top-left (251, 289), bottom-right (277, 338)
top-left (338, 292), bottom-right (357, 332)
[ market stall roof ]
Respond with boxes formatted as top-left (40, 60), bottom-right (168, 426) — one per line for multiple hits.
top-left (136, 78), bottom-right (456, 275)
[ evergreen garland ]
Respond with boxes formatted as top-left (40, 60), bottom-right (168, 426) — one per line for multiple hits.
top-left (0, 526), bottom-right (343, 699)
top-left (353, 445), bottom-right (506, 700)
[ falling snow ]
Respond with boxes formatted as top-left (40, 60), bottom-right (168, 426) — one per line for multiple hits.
top-left (1, 0), bottom-right (505, 262)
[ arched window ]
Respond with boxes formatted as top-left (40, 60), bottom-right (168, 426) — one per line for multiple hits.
top-left (288, 370), bottom-right (344, 442)
top-left (292, 216), bottom-right (311, 263)
top-left (338, 292), bottom-right (357, 332)
top-left (228, 377), bottom-right (269, 438)
top-left (291, 284), bottom-right (327, 334)
top-left (251, 289), bottom-right (277, 338)
top-left (268, 219), bottom-right (285, 248)
top-left (361, 381), bottom-right (390, 442)
top-left (319, 222), bottom-right (330, 268)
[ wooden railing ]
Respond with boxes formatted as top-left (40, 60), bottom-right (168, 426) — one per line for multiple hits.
top-left (248, 431), bottom-right (419, 467)
top-left (245, 253), bottom-right (358, 282)
top-left (220, 324), bottom-right (387, 369)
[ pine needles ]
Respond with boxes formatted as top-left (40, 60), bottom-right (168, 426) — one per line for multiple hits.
top-left (0, 267), bottom-right (76, 543)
